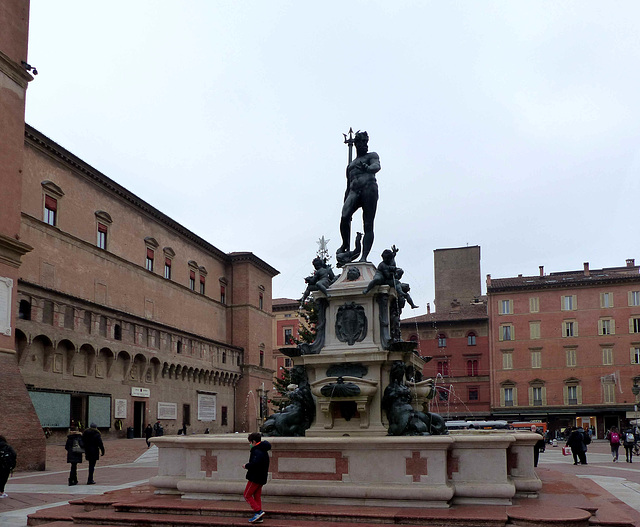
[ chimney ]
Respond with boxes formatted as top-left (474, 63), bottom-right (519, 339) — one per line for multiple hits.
top-left (583, 262), bottom-right (590, 276)
top-left (539, 266), bottom-right (544, 277)
top-left (627, 259), bottom-right (635, 268)
top-left (426, 303), bottom-right (431, 314)
top-left (486, 274), bottom-right (491, 287)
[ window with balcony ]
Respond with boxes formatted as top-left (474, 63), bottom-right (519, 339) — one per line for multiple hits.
top-left (532, 386), bottom-right (543, 406)
top-left (565, 383), bottom-right (580, 405)
top-left (502, 386), bottom-right (515, 407)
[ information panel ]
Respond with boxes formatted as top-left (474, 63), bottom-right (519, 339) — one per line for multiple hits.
top-left (29, 391), bottom-right (70, 428)
top-left (197, 393), bottom-right (216, 422)
top-left (88, 395), bottom-right (111, 428)
top-left (158, 402), bottom-right (177, 420)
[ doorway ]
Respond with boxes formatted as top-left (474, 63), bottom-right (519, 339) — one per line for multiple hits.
top-left (133, 401), bottom-right (146, 438)
top-left (70, 395), bottom-right (86, 428)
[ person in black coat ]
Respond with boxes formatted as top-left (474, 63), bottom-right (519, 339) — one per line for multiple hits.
top-left (82, 424), bottom-right (105, 484)
top-left (144, 424), bottom-right (153, 448)
top-left (243, 432), bottom-right (271, 523)
top-left (64, 427), bottom-right (83, 486)
top-left (566, 426), bottom-right (588, 465)
top-left (0, 435), bottom-right (17, 497)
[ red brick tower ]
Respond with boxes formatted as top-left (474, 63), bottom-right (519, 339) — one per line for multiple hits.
top-left (0, 0), bottom-right (47, 469)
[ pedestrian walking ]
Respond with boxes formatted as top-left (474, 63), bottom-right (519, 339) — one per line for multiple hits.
top-left (624, 428), bottom-right (635, 463)
top-left (0, 435), bottom-right (17, 498)
top-left (82, 423), bottom-right (105, 484)
top-left (566, 426), bottom-right (588, 465)
top-left (153, 420), bottom-right (163, 437)
top-left (243, 432), bottom-right (271, 523)
top-left (606, 426), bottom-right (621, 462)
top-left (144, 424), bottom-right (153, 448)
top-left (531, 425), bottom-right (545, 467)
top-left (64, 426), bottom-right (84, 486)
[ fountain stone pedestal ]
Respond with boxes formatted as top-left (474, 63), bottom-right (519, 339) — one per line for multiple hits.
top-left (300, 262), bottom-right (426, 437)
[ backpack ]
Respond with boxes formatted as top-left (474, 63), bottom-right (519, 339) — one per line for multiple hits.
top-left (626, 432), bottom-right (635, 443)
top-left (0, 444), bottom-right (17, 471)
top-left (583, 433), bottom-right (591, 445)
top-left (611, 432), bottom-right (620, 444)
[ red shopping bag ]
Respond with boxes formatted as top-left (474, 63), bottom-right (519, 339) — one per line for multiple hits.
top-left (562, 446), bottom-right (571, 456)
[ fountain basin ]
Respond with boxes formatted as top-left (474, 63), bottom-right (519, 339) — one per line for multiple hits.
top-left (150, 432), bottom-right (541, 508)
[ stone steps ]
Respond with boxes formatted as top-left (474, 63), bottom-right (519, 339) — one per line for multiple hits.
top-left (26, 484), bottom-right (636, 527)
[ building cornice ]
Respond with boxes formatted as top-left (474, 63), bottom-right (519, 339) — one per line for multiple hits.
top-left (0, 49), bottom-right (32, 89)
top-left (24, 125), bottom-right (236, 265)
top-left (0, 233), bottom-right (33, 268)
top-left (228, 252), bottom-right (279, 277)
top-left (488, 273), bottom-right (640, 294)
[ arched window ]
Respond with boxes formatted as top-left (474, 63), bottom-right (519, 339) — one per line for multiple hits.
top-left (259, 349), bottom-right (264, 367)
top-left (18, 299), bottom-right (31, 320)
top-left (467, 332), bottom-right (476, 346)
top-left (437, 360), bottom-right (450, 377)
top-left (437, 333), bottom-right (447, 348)
top-left (409, 334), bottom-right (419, 342)
top-left (467, 359), bottom-right (478, 376)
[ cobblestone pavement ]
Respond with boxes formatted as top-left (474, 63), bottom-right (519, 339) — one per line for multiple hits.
top-left (0, 438), bottom-right (158, 527)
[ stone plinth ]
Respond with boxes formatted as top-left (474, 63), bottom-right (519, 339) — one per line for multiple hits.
top-left (150, 432), bottom-right (541, 508)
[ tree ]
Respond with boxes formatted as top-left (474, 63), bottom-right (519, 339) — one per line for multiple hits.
top-left (270, 237), bottom-right (330, 413)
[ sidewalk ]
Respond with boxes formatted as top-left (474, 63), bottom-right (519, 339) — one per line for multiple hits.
top-left (0, 438), bottom-right (158, 527)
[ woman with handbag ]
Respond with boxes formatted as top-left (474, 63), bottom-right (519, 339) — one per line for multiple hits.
top-left (65, 426), bottom-right (84, 486)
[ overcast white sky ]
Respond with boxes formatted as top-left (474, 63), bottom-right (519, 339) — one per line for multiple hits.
top-left (25, 1), bottom-right (640, 314)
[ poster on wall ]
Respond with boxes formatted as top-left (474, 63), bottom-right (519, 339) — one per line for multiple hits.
top-left (114, 399), bottom-right (127, 419)
top-left (0, 277), bottom-right (13, 336)
top-left (157, 402), bottom-right (177, 420)
top-left (197, 393), bottom-right (216, 422)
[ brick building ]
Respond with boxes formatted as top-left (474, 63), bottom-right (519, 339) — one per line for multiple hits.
top-left (272, 298), bottom-right (301, 372)
top-left (0, 0), bottom-right (48, 470)
top-left (15, 125), bottom-right (278, 439)
top-left (401, 246), bottom-right (491, 419)
top-left (487, 260), bottom-right (640, 438)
